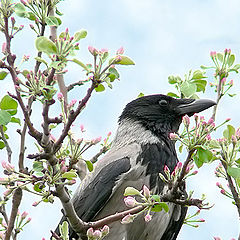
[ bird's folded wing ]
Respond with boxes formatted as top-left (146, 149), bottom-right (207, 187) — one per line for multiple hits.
top-left (73, 157), bottom-right (131, 222)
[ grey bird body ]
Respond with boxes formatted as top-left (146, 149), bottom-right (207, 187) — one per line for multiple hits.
top-left (56, 94), bottom-right (216, 240)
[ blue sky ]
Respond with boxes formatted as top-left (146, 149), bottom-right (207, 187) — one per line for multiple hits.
top-left (1, 0), bottom-right (240, 239)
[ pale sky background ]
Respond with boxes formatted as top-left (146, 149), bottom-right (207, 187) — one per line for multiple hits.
top-left (1, 0), bottom-right (240, 239)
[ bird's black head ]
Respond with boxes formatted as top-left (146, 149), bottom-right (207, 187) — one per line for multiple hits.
top-left (119, 94), bottom-right (216, 137)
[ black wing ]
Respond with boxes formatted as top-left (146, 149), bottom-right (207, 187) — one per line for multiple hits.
top-left (55, 157), bottom-right (131, 239)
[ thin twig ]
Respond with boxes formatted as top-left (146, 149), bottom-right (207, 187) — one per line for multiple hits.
top-left (54, 82), bottom-right (96, 151)
top-left (0, 125), bottom-right (12, 163)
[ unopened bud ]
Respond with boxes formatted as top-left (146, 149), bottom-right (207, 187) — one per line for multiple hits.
top-left (116, 46), bottom-right (124, 55)
top-left (144, 214), bottom-right (152, 222)
top-left (124, 196), bottom-right (136, 208)
top-left (143, 185), bottom-right (150, 198)
top-left (101, 225), bottom-right (109, 236)
top-left (121, 214), bottom-right (134, 224)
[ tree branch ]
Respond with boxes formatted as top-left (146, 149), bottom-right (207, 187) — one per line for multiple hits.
top-left (5, 188), bottom-right (22, 240)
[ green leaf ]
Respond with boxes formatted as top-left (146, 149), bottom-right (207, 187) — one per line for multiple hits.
top-left (232, 64), bottom-right (240, 71)
top-left (95, 84), bottom-right (105, 92)
top-left (0, 71), bottom-right (8, 80)
top-left (22, 70), bottom-right (30, 78)
top-left (46, 16), bottom-right (61, 26)
top-left (0, 141), bottom-right (5, 149)
top-left (74, 30), bottom-right (87, 42)
top-left (85, 160), bottom-right (93, 172)
top-left (168, 76), bottom-right (178, 84)
top-left (192, 79), bottom-right (207, 93)
top-left (0, 95), bottom-right (18, 116)
top-left (180, 82), bottom-right (197, 97)
top-left (10, 117), bottom-right (21, 125)
top-left (223, 125), bottom-right (235, 141)
top-left (194, 155), bottom-right (203, 168)
top-left (217, 53), bottom-right (223, 62)
top-left (197, 147), bottom-right (213, 164)
top-left (152, 202), bottom-right (169, 212)
top-left (0, 110), bottom-right (11, 125)
top-left (192, 70), bottom-right (206, 80)
top-left (227, 166), bottom-right (240, 179)
top-left (124, 187), bottom-right (141, 196)
top-left (14, 3), bottom-right (27, 18)
top-left (108, 67), bottom-right (120, 82)
top-left (62, 170), bottom-right (77, 180)
top-left (137, 92), bottom-right (145, 98)
top-left (35, 57), bottom-right (48, 67)
top-left (34, 182), bottom-right (45, 192)
top-left (71, 58), bottom-right (89, 72)
top-left (228, 93), bottom-right (236, 97)
top-left (167, 92), bottom-right (179, 98)
top-left (33, 161), bottom-right (44, 172)
top-left (56, 8), bottom-right (63, 16)
top-left (151, 195), bottom-right (160, 202)
top-left (60, 221), bottom-right (69, 239)
top-left (26, 12), bottom-right (36, 21)
top-left (35, 36), bottom-right (57, 55)
top-left (228, 54), bottom-right (235, 67)
top-left (112, 55), bottom-right (135, 65)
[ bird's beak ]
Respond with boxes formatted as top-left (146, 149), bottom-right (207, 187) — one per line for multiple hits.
top-left (177, 98), bottom-right (216, 116)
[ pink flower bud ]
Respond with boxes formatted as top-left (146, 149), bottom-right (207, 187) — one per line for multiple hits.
top-left (193, 113), bottom-right (199, 121)
top-left (32, 201), bottom-right (40, 207)
top-left (21, 211), bottom-right (28, 220)
top-left (116, 46), bottom-right (124, 55)
top-left (92, 136), bottom-right (102, 144)
top-left (164, 165), bottom-right (170, 174)
top-left (216, 182), bottom-right (222, 188)
top-left (26, 217), bottom-right (32, 223)
top-left (199, 218), bottom-right (205, 222)
top-left (143, 185), bottom-right (150, 198)
top-left (107, 131), bottom-right (112, 137)
top-left (69, 99), bottom-right (77, 107)
top-left (210, 51), bottom-right (216, 57)
top-left (232, 135), bottom-right (237, 144)
top-left (101, 225), bottom-right (109, 236)
top-left (3, 189), bottom-right (12, 197)
top-left (226, 118), bottom-right (231, 122)
top-left (220, 189), bottom-right (226, 195)
top-left (65, 28), bottom-right (69, 33)
top-left (93, 230), bottom-right (102, 238)
top-left (214, 237), bottom-right (222, 240)
top-left (229, 79), bottom-right (234, 86)
top-left (57, 92), bottom-right (63, 101)
top-left (86, 228), bottom-right (94, 238)
top-left (100, 48), bottom-right (108, 53)
top-left (182, 115), bottom-right (190, 126)
top-left (144, 214), bottom-right (152, 222)
top-left (236, 128), bottom-right (240, 138)
top-left (208, 118), bottom-right (214, 125)
top-left (176, 162), bottom-right (182, 170)
top-left (200, 116), bottom-right (205, 121)
top-left (124, 196), bottom-right (136, 208)
top-left (121, 214), bottom-right (134, 224)
top-left (88, 46), bottom-right (98, 56)
top-left (114, 55), bottom-right (122, 63)
top-left (192, 170), bottom-right (198, 175)
top-left (206, 134), bottom-right (211, 141)
top-left (20, 0), bottom-right (27, 5)
top-left (221, 78), bottom-right (226, 84)
top-left (169, 133), bottom-right (177, 140)
top-left (11, 17), bottom-right (16, 25)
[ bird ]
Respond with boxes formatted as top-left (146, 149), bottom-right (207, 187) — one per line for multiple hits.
top-left (56, 94), bottom-right (215, 240)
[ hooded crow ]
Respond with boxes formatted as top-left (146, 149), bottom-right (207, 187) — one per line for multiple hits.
top-left (56, 94), bottom-right (215, 240)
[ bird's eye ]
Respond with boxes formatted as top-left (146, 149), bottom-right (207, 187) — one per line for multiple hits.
top-left (159, 100), bottom-right (168, 106)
